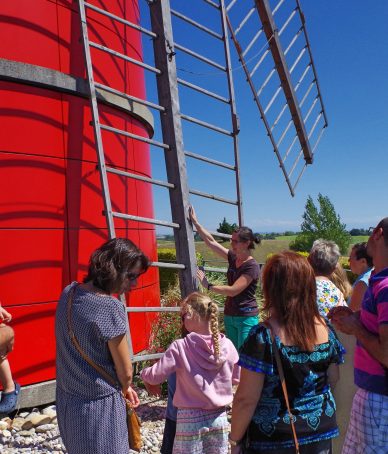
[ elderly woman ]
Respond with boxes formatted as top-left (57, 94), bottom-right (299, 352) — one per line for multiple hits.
top-left (56, 238), bottom-right (148, 454)
top-left (348, 242), bottom-right (373, 311)
top-left (308, 239), bottom-right (347, 317)
top-left (229, 252), bottom-right (344, 453)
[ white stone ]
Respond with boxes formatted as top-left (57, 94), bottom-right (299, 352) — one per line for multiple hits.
top-left (0, 420), bottom-right (9, 430)
top-left (25, 414), bottom-right (51, 428)
top-left (11, 417), bottom-right (33, 431)
top-left (18, 429), bottom-right (35, 437)
top-left (36, 424), bottom-right (56, 433)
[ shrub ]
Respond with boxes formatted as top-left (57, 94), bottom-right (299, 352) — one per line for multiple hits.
top-left (157, 248), bottom-right (203, 292)
top-left (148, 284), bottom-right (182, 355)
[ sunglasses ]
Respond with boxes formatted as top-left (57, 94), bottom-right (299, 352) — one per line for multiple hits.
top-left (126, 272), bottom-right (141, 282)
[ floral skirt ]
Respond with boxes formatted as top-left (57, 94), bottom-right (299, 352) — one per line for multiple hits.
top-left (173, 407), bottom-right (229, 454)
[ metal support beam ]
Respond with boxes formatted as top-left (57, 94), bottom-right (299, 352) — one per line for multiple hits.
top-left (220, 0), bottom-right (244, 226)
top-left (150, 0), bottom-right (198, 297)
top-left (254, 0), bottom-right (313, 164)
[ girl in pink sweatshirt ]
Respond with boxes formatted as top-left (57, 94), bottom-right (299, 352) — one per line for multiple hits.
top-left (141, 292), bottom-right (240, 454)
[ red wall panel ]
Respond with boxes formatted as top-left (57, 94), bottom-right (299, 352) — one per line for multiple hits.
top-left (0, 0), bottom-right (160, 387)
top-left (0, 229), bottom-right (68, 307)
top-left (8, 302), bottom-right (57, 387)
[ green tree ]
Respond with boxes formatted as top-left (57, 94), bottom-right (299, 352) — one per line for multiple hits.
top-left (290, 194), bottom-right (351, 254)
top-left (217, 217), bottom-right (237, 239)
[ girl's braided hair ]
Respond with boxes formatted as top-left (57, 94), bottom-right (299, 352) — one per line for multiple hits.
top-left (183, 292), bottom-right (221, 360)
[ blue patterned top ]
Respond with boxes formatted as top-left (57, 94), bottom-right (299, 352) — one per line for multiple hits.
top-left (238, 323), bottom-right (345, 451)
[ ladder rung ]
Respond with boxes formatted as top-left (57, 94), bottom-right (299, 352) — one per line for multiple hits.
top-left (278, 8), bottom-right (297, 37)
top-left (177, 78), bottom-right (230, 104)
top-left (150, 262), bottom-right (186, 270)
top-left (112, 212), bottom-right (180, 229)
top-left (180, 114), bottom-right (233, 136)
top-left (89, 41), bottom-right (161, 74)
top-left (206, 230), bottom-right (232, 240)
top-left (270, 103), bottom-right (287, 131)
top-left (272, 0), bottom-right (285, 15)
top-left (132, 353), bottom-right (166, 362)
top-left (203, 266), bottom-right (227, 273)
top-left (312, 126), bottom-right (326, 154)
top-left (184, 150), bottom-right (235, 170)
top-left (84, 2), bottom-right (156, 38)
top-left (282, 134), bottom-right (298, 161)
top-left (132, 353), bottom-right (163, 362)
top-left (100, 124), bottom-right (169, 149)
top-left (289, 46), bottom-right (307, 74)
top-left (204, 0), bottom-right (220, 9)
top-left (257, 68), bottom-right (276, 96)
top-left (289, 149), bottom-right (304, 178)
top-left (284, 28), bottom-right (303, 56)
top-left (106, 167), bottom-right (174, 189)
top-left (127, 307), bottom-right (182, 313)
top-left (95, 82), bottom-right (165, 112)
top-left (226, 0), bottom-right (238, 12)
top-left (294, 64), bottom-right (311, 92)
top-left (249, 48), bottom-right (270, 78)
top-left (235, 7), bottom-right (255, 36)
top-left (299, 81), bottom-right (314, 108)
top-left (264, 86), bottom-right (282, 114)
top-left (189, 188), bottom-right (238, 205)
top-left (174, 43), bottom-right (226, 71)
top-left (276, 119), bottom-right (293, 148)
top-left (292, 163), bottom-right (307, 192)
top-left (171, 9), bottom-right (222, 40)
top-left (303, 97), bottom-right (319, 123)
top-left (307, 112), bottom-right (323, 140)
top-left (242, 28), bottom-right (264, 58)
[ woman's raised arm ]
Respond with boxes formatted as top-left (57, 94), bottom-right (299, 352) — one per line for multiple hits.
top-left (189, 206), bottom-right (229, 260)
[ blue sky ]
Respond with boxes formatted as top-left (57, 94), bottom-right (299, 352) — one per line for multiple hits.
top-left (140, 0), bottom-right (388, 233)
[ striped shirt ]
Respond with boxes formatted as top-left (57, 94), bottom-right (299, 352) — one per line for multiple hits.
top-left (354, 267), bottom-right (388, 395)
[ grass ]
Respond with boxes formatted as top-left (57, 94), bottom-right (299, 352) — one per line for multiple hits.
top-left (275, 234), bottom-right (297, 241)
top-left (349, 235), bottom-right (369, 244)
top-left (158, 239), bottom-right (292, 265)
top-left (158, 234), bottom-right (371, 265)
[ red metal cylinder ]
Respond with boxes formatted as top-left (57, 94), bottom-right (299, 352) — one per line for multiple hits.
top-left (0, 0), bottom-right (159, 387)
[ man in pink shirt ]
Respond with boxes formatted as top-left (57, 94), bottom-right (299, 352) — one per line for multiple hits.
top-left (330, 217), bottom-right (388, 453)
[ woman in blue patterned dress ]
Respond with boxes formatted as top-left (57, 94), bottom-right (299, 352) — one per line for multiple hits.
top-left (229, 252), bottom-right (345, 454)
top-left (56, 238), bottom-right (148, 454)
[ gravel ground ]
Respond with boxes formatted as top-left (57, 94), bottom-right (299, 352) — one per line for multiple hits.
top-left (0, 389), bottom-right (168, 454)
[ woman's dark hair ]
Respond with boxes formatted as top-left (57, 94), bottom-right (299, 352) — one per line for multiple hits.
top-left (262, 251), bottom-right (320, 351)
top-left (83, 238), bottom-right (149, 293)
top-left (234, 226), bottom-right (261, 249)
top-left (352, 242), bottom-right (373, 267)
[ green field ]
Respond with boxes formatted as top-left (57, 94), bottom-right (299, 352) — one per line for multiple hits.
top-left (158, 239), bottom-right (292, 265)
top-left (349, 235), bottom-right (369, 244)
top-left (158, 234), bottom-right (370, 265)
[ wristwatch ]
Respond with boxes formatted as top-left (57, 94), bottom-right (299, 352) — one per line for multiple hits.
top-left (228, 435), bottom-right (240, 447)
top-left (207, 283), bottom-right (213, 290)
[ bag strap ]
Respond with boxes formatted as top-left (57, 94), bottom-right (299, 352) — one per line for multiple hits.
top-left (66, 284), bottom-right (122, 389)
top-left (265, 322), bottom-right (300, 454)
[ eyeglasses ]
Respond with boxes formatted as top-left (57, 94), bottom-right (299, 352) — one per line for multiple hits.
top-left (126, 272), bottom-right (140, 282)
top-left (368, 226), bottom-right (376, 235)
